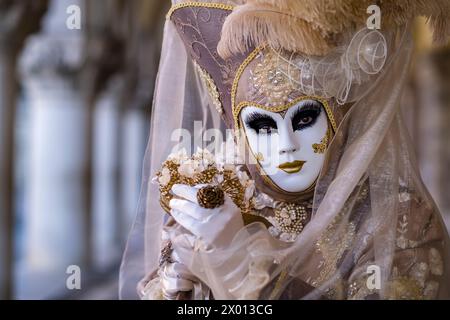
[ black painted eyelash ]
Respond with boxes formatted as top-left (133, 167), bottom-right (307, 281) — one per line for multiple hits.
top-left (291, 101), bottom-right (322, 131)
top-left (245, 112), bottom-right (278, 134)
top-left (299, 101), bottom-right (322, 113)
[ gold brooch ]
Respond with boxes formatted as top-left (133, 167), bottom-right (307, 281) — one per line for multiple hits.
top-left (274, 203), bottom-right (308, 235)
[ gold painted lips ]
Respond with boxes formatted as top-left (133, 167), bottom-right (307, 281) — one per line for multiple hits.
top-left (278, 160), bottom-right (306, 174)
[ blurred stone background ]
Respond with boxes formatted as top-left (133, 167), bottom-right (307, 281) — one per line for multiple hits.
top-left (0, 1), bottom-right (448, 300)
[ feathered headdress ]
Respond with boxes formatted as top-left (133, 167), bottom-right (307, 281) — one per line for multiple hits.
top-left (218, 0), bottom-right (450, 58)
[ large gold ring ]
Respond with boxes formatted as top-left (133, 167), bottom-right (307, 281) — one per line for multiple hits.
top-left (197, 185), bottom-right (225, 209)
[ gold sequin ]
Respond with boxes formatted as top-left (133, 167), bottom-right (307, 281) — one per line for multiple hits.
top-left (194, 61), bottom-right (224, 115)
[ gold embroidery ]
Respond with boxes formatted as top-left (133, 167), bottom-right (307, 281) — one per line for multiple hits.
top-left (396, 213), bottom-right (419, 249)
top-left (349, 248), bottom-right (443, 299)
top-left (274, 203), bottom-right (308, 236)
top-left (250, 49), bottom-right (298, 106)
top-left (310, 185), bottom-right (372, 297)
top-left (166, 2), bottom-right (234, 20)
top-left (385, 257), bottom-right (442, 300)
top-left (312, 217), bottom-right (356, 288)
top-left (387, 277), bottom-right (423, 300)
top-left (349, 273), bottom-right (428, 300)
top-left (231, 46), bottom-right (265, 114)
top-left (309, 186), bottom-right (369, 290)
top-left (268, 270), bottom-right (288, 300)
top-left (194, 61), bottom-right (224, 115)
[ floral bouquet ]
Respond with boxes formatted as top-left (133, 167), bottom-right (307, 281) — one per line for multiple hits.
top-left (154, 148), bottom-right (265, 225)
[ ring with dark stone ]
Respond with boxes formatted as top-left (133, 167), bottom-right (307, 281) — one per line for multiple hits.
top-left (196, 185), bottom-right (225, 209)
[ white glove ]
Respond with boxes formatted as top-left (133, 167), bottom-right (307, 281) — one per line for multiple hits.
top-left (160, 260), bottom-right (197, 299)
top-left (160, 238), bottom-right (212, 300)
top-left (169, 184), bottom-right (244, 249)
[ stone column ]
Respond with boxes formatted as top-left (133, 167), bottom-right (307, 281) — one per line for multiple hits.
top-left (0, 48), bottom-right (17, 300)
top-left (116, 0), bottom-right (167, 241)
top-left (82, 0), bottom-right (126, 271)
top-left (0, 1), bottom-right (48, 300)
top-left (17, 0), bottom-right (89, 299)
top-left (92, 77), bottom-right (123, 269)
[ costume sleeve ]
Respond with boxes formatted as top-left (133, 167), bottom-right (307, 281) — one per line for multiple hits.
top-left (263, 187), bottom-right (448, 300)
top-left (346, 191), bottom-right (446, 300)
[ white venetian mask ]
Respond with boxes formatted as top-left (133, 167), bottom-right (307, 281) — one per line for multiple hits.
top-left (240, 99), bottom-right (330, 193)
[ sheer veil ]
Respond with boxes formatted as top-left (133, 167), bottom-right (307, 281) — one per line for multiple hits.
top-left (120, 0), bottom-right (450, 300)
top-left (119, 9), bottom-right (225, 299)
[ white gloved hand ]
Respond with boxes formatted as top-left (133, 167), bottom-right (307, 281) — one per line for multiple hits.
top-left (158, 221), bottom-right (199, 299)
top-left (160, 260), bottom-right (197, 299)
top-left (169, 184), bottom-right (244, 249)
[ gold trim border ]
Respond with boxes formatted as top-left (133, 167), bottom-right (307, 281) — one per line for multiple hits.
top-left (269, 270), bottom-right (288, 300)
top-left (230, 46), bottom-right (265, 115)
top-left (167, 1), bottom-right (234, 20)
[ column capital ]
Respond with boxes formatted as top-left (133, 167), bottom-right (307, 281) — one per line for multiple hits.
top-left (0, 1), bottom-right (48, 54)
top-left (18, 0), bottom-right (86, 92)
